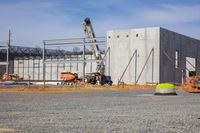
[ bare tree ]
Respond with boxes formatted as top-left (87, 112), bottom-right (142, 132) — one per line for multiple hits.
top-left (73, 47), bottom-right (81, 54)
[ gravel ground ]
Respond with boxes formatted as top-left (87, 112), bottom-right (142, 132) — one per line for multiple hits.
top-left (0, 90), bottom-right (199, 133)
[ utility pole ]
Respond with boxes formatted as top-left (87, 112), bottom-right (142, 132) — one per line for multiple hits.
top-left (5, 30), bottom-right (11, 80)
top-left (7, 30), bottom-right (11, 76)
top-left (8, 30), bottom-right (11, 46)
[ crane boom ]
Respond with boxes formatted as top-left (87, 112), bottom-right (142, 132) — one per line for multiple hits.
top-left (82, 17), bottom-right (104, 74)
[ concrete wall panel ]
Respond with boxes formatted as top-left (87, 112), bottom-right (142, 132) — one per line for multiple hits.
top-left (160, 28), bottom-right (200, 84)
top-left (107, 27), bottom-right (160, 84)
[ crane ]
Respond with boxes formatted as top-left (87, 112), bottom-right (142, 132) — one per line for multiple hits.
top-left (82, 17), bottom-right (105, 74)
top-left (82, 17), bottom-right (112, 85)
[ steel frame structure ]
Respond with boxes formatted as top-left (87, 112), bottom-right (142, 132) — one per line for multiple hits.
top-left (0, 37), bottom-right (109, 83)
top-left (42, 37), bottom-right (109, 85)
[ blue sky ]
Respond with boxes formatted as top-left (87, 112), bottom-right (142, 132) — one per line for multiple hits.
top-left (0, 0), bottom-right (200, 46)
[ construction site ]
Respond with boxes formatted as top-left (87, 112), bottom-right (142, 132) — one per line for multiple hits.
top-left (0, 18), bottom-right (200, 91)
top-left (0, 18), bottom-right (200, 132)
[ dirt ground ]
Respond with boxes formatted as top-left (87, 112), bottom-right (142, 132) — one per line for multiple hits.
top-left (0, 84), bottom-right (156, 93)
top-left (0, 89), bottom-right (199, 133)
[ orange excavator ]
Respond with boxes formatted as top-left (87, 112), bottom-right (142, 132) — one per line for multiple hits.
top-left (182, 76), bottom-right (200, 93)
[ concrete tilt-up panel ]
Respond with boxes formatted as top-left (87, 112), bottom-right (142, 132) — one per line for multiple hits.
top-left (106, 27), bottom-right (160, 85)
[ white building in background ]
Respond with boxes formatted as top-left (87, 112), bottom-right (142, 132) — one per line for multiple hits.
top-left (107, 27), bottom-right (200, 85)
top-left (13, 54), bottom-right (99, 80)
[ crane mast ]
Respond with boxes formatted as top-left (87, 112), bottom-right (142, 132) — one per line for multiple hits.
top-left (82, 17), bottom-right (105, 74)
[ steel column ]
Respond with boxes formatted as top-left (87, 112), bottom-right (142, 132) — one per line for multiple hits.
top-left (82, 39), bottom-right (86, 82)
top-left (43, 41), bottom-right (46, 88)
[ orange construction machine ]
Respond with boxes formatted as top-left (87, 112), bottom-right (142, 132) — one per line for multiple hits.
top-left (183, 76), bottom-right (200, 93)
top-left (60, 71), bottom-right (78, 84)
top-left (2, 73), bottom-right (23, 81)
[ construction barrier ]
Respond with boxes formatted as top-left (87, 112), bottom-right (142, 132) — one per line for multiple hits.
top-left (155, 83), bottom-right (177, 95)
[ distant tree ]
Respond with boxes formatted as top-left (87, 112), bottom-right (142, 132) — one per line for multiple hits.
top-left (73, 47), bottom-right (81, 54)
